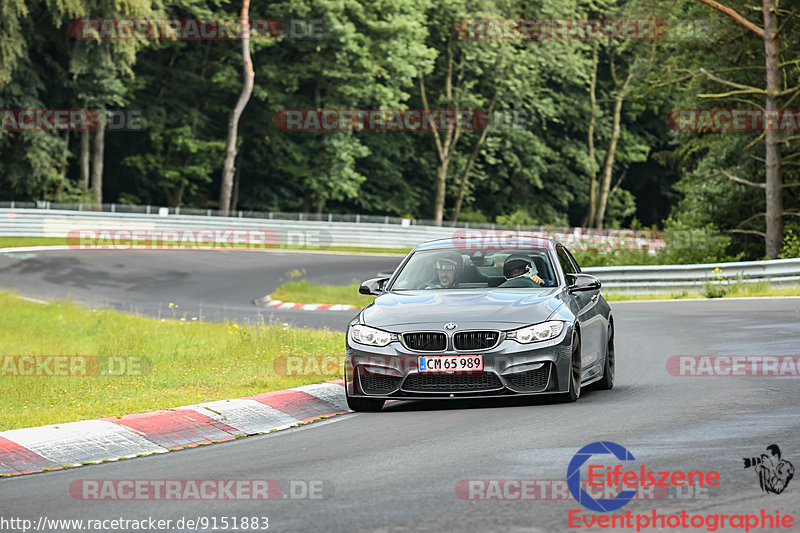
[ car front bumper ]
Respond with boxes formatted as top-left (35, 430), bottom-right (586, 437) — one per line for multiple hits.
top-left (344, 325), bottom-right (575, 400)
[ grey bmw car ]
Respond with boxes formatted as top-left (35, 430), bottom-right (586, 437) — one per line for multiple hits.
top-left (344, 236), bottom-right (614, 411)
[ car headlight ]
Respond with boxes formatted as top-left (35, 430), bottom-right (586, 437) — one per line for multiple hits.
top-left (350, 325), bottom-right (397, 347)
top-left (507, 321), bottom-right (565, 343)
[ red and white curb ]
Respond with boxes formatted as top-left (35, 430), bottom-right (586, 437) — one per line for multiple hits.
top-left (0, 380), bottom-right (349, 477)
top-left (253, 294), bottom-right (360, 311)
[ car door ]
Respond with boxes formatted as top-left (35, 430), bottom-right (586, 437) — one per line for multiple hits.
top-left (557, 245), bottom-right (606, 378)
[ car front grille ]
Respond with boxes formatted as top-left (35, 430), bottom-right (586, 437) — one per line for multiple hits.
top-left (453, 331), bottom-right (501, 351)
top-left (402, 372), bottom-right (503, 392)
top-left (359, 369), bottom-right (402, 395)
top-left (402, 332), bottom-right (446, 351)
top-left (505, 364), bottom-right (552, 392)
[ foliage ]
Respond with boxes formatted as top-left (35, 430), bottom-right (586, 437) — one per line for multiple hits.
top-left (780, 226), bottom-right (800, 259)
top-left (0, 0), bottom-right (798, 261)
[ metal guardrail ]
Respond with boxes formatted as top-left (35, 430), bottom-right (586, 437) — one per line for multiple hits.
top-left (1, 208), bottom-right (798, 292)
top-left (583, 259), bottom-right (800, 291)
top-left (0, 208), bottom-right (665, 251)
top-left (0, 201), bottom-right (539, 229)
top-left (0, 208), bottom-right (456, 249)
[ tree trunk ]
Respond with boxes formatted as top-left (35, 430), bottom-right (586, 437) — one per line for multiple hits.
top-left (80, 131), bottom-right (90, 193)
top-left (219, 0), bottom-right (254, 215)
top-left (594, 93), bottom-right (624, 229)
top-left (585, 43), bottom-right (599, 227)
top-left (451, 91), bottom-right (497, 223)
top-left (762, 0), bottom-right (782, 258)
top-left (433, 161), bottom-right (449, 223)
top-left (56, 130), bottom-right (69, 201)
top-left (449, 128), bottom-right (486, 223)
top-left (231, 164), bottom-right (241, 212)
top-left (695, 0), bottom-right (784, 257)
top-left (91, 115), bottom-right (105, 206)
top-left (421, 41), bottom-right (461, 226)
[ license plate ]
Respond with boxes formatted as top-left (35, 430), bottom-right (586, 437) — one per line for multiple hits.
top-left (417, 355), bottom-right (484, 373)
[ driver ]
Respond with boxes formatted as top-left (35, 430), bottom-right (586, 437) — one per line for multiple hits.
top-left (500, 255), bottom-right (548, 287)
top-left (428, 257), bottom-right (460, 288)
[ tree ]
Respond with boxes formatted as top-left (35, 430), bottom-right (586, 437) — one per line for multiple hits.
top-left (691, 0), bottom-right (795, 257)
top-left (219, 0), bottom-right (254, 215)
top-left (246, 0), bottom-right (435, 214)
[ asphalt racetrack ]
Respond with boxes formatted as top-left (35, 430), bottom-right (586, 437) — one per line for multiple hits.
top-left (1, 249), bottom-right (799, 532)
top-left (0, 248), bottom-right (403, 329)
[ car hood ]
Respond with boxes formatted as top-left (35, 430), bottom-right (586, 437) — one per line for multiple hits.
top-left (360, 289), bottom-right (567, 331)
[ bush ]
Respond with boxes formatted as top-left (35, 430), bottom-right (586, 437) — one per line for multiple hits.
top-left (656, 221), bottom-right (740, 265)
top-left (496, 208), bottom-right (537, 228)
top-left (780, 227), bottom-right (800, 259)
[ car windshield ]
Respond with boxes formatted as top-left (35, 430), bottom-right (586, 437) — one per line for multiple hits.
top-left (390, 247), bottom-right (556, 290)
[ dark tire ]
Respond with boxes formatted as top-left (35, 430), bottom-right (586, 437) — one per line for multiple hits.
top-left (562, 334), bottom-right (582, 403)
top-left (594, 324), bottom-right (615, 391)
top-left (346, 392), bottom-right (385, 412)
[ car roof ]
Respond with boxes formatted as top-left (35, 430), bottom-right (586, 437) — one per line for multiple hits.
top-left (413, 236), bottom-right (560, 252)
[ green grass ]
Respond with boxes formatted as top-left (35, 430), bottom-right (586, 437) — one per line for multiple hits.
top-left (0, 236), bottom-right (409, 255)
top-left (0, 292), bottom-right (344, 431)
top-left (271, 279), bottom-right (374, 307)
top-left (0, 237), bottom-right (67, 248)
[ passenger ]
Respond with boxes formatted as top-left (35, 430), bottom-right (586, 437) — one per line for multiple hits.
top-left (499, 256), bottom-right (550, 287)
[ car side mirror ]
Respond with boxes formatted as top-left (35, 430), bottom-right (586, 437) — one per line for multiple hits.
top-left (566, 273), bottom-right (601, 292)
top-left (359, 277), bottom-right (389, 296)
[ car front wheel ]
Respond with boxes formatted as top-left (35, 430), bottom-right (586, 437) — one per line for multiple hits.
top-left (593, 324), bottom-right (615, 390)
top-left (562, 333), bottom-right (581, 402)
top-left (346, 390), bottom-right (385, 412)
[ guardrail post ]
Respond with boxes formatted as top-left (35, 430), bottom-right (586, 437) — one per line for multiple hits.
top-left (146, 205), bottom-right (150, 214)
top-left (175, 206), bottom-right (180, 215)
top-left (356, 214), bottom-right (360, 223)
top-left (269, 212), bottom-right (273, 220)
top-left (207, 209), bottom-right (211, 217)
top-left (111, 203), bottom-right (116, 213)
top-left (328, 213), bottom-right (332, 222)
top-left (238, 210), bottom-right (242, 218)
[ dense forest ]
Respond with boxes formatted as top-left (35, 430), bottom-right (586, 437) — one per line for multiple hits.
top-left (1, 0), bottom-right (799, 260)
